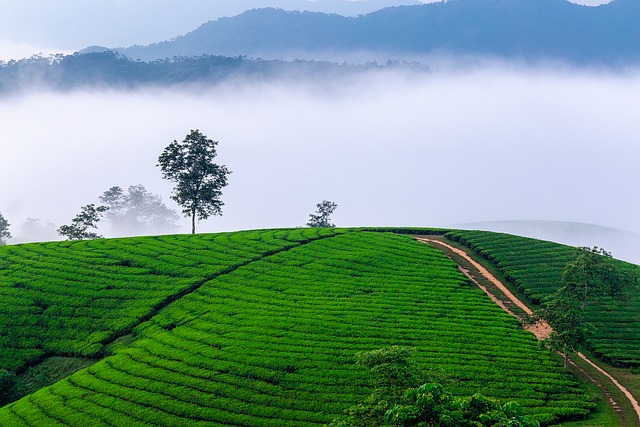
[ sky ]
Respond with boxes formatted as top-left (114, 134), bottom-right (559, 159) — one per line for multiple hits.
top-left (0, 0), bottom-right (613, 61)
top-left (0, 0), bottom-right (637, 263)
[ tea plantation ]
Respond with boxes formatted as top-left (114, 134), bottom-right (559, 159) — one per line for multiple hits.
top-left (447, 230), bottom-right (640, 367)
top-left (0, 230), bottom-right (595, 425)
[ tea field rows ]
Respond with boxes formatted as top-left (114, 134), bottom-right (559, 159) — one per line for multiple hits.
top-left (0, 231), bottom-right (593, 426)
top-left (0, 228), bottom-right (340, 373)
top-left (447, 230), bottom-right (640, 367)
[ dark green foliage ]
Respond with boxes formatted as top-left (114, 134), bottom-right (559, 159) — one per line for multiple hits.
top-left (57, 204), bottom-right (109, 240)
top-left (307, 200), bottom-right (338, 228)
top-left (333, 346), bottom-right (421, 426)
top-left (385, 384), bottom-right (539, 427)
top-left (332, 347), bottom-right (539, 427)
top-left (0, 370), bottom-right (16, 405)
top-left (0, 212), bottom-right (10, 245)
top-left (158, 130), bottom-right (231, 234)
top-left (447, 230), bottom-right (640, 367)
top-left (356, 346), bottom-right (420, 399)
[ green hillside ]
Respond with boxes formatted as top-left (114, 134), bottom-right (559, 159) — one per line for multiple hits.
top-left (0, 230), bottom-right (594, 425)
top-left (447, 230), bottom-right (640, 367)
top-left (0, 228), bottom-right (339, 373)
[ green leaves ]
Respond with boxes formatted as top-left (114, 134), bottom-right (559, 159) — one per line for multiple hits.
top-left (383, 384), bottom-right (540, 427)
top-left (536, 246), bottom-right (632, 366)
top-left (157, 130), bottom-right (231, 233)
top-left (307, 201), bottom-right (338, 228)
top-left (0, 211), bottom-right (10, 245)
top-left (57, 204), bottom-right (109, 240)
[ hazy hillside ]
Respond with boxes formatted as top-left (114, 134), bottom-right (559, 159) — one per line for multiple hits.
top-left (118, 0), bottom-right (640, 65)
top-left (0, 52), bottom-right (422, 94)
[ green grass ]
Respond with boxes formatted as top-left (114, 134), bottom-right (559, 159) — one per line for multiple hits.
top-left (0, 231), bottom-right (594, 426)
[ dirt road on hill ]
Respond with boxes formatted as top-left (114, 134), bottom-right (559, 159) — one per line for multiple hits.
top-left (417, 236), bottom-right (640, 425)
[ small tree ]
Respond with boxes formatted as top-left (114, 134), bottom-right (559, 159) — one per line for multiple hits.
top-left (307, 200), bottom-right (337, 228)
top-left (330, 347), bottom-right (538, 427)
top-left (533, 246), bottom-right (630, 368)
top-left (57, 204), bottom-right (109, 240)
top-left (0, 211), bottom-right (10, 245)
top-left (330, 346), bottom-right (421, 427)
top-left (157, 130), bottom-right (231, 234)
top-left (100, 184), bottom-right (179, 235)
top-left (385, 384), bottom-right (539, 427)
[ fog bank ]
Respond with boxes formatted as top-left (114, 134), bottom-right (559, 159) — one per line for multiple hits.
top-left (0, 66), bottom-right (638, 260)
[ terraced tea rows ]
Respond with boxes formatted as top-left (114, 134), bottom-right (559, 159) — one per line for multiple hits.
top-left (1, 231), bottom-right (592, 426)
top-left (0, 228), bottom-right (339, 372)
top-left (447, 230), bottom-right (640, 366)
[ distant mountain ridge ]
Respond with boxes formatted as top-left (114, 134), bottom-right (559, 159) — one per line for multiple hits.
top-left (116, 0), bottom-right (640, 65)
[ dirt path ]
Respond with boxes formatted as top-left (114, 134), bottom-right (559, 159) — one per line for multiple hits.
top-left (417, 236), bottom-right (640, 425)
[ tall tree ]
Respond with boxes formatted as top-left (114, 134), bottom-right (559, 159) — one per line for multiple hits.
top-left (157, 130), bottom-right (231, 234)
top-left (99, 184), bottom-right (179, 235)
top-left (307, 200), bottom-right (337, 228)
top-left (57, 204), bottom-right (109, 240)
top-left (0, 211), bottom-right (10, 245)
top-left (534, 246), bottom-right (631, 368)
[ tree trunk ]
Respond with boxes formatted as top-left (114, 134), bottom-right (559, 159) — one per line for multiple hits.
top-left (564, 352), bottom-right (569, 368)
top-left (191, 209), bottom-right (196, 234)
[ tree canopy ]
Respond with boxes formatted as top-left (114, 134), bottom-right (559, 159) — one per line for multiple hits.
top-left (157, 130), bottom-right (231, 234)
top-left (385, 384), bottom-right (539, 427)
top-left (57, 204), bottom-right (109, 240)
top-left (534, 246), bottom-right (632, 367)
top-left (0, 211), bottom-right (10, 245)
top-left (330, 346), bottom-right (538, 427)
top-left (307, 200), bottom-right (337, 228)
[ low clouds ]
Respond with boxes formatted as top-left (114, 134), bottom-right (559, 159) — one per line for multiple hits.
top-left (0, 65), bottom-right (638, 258)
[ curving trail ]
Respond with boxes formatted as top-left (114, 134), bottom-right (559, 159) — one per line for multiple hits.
top-left (417, 236), bottom-right (640, 425)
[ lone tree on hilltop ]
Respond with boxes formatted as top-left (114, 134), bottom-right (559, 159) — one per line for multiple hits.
top-left (533, 246), bottom-right (633, 368)
top-left (57, 204), bottom-right (109, 240)
top-left (307, 200), bottom-right (337, 228)
top-left (100, 184), bottom-right (179, 235)
top-left (158, 130), bottom-right (231, 234)
top-left (0, 211), bottom-right (10, 245)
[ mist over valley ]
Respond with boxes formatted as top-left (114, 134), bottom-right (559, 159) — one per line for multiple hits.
top-left (1, 64), bottom-right (639, 262)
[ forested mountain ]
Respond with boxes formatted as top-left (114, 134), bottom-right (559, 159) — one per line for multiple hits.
top-left (0, 52), bottom-right (421, 93)
top-left (2, 0), bottom-right (637, 93)
top-left (116, 0), bottom-right (640, 65)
